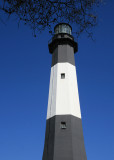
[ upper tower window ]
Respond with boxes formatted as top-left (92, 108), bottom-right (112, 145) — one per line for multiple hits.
top-left (61, 73), bottom-right (65, 79)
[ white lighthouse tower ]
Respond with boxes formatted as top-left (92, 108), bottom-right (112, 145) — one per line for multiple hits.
top-left (42, 23), bottom-right (87, 160)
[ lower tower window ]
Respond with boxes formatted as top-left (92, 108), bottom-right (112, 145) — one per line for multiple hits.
top-left (60, 122), bottom-right (67, 129)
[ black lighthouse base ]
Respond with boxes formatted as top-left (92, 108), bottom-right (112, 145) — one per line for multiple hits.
top-left (42, 115), bottom-right (87, 160)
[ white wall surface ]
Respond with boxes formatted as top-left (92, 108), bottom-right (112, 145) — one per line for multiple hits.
top-left (47, 63), bottom-right (81, 120)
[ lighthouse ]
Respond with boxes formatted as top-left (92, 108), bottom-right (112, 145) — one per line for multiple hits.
top-left (42, 23), bottom-right (87, 160)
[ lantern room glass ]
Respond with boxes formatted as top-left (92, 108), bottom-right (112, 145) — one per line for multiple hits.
top-left (54, 24), bottom-right (72, 35)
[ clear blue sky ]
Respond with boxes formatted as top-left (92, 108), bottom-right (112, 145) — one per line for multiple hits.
top-left (0, 1), bottom-right (114, 160)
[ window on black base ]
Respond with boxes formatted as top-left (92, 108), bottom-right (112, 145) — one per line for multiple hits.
top-left (61, 122), bottom-right (67, 129)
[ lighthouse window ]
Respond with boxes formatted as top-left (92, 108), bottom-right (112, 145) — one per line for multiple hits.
top-left (61, 122), bottom-right (67, 129)
top-left (61, 73), bottom-right (65, 79)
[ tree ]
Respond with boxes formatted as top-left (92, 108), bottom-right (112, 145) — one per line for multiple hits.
top-left (0, 0), bottom-right (103, 38)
